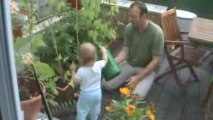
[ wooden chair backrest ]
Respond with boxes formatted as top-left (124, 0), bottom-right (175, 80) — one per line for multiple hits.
top-left (161, 8), bottom-right (182, 41)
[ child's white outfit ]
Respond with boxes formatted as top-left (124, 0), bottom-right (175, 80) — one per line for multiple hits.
top-left (75, 60), bottom-right (106, 120)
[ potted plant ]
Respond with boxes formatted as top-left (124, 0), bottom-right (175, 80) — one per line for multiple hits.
top-left (12, 0), bottom-right (60, 119)
top-left (14, 33), bottom-right (58, 119)
top-left (17, 52), bottom-right (56, 120)
top-left (104, 87), bottom-right (156, 120)
top-left (36, 16), bottom-right (78, 114)
top-left (10, 0), bottom-right (25, 38)
top-left (67, 0), bottom-right (82, 10)
top-left (33, 0), bottom-right (79, 97)
top-left (21, 2), bottom-right (78, 116)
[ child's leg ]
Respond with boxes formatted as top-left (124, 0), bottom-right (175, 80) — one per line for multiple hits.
top-left (76, 92), bottom-right (90, 120)
top-left (89, 89), bottom-right (102, 120)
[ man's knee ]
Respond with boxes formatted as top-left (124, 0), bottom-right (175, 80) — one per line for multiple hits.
top-left (101, 80), bottom-right (119, 90)
top-left (133, 90), bottom-right (147, 100)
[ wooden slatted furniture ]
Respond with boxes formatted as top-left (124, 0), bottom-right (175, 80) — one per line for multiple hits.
top-left (155, 8), bottom-right (212, 93)
top-left (188, 17), bottom-right (213, 46)
top-left (187, 17), bottom-right (213, 120)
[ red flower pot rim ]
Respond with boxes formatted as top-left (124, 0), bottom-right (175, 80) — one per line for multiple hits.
top-left (18, 76), bottom-right (46, 100)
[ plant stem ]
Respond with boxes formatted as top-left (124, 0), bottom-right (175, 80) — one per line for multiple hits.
top-left (75, 0), bottom-right (79, 54)
top-left (47, 18), bottom-right (63, 73)
top-left (24, 0), bottom-right (33, 53)
top-left (31, 65), bottom-right (53, 120)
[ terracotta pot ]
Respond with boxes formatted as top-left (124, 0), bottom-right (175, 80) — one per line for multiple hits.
top-left (67, 0), bottom-right (82, 10)
top-left (56, 77), bottom-right (70, 93)
top-left (21, 8), bottom-right (30, 17)
top-left (19, 76), bottom-right (45, 120)
top-left (21, 94), bottom-right (42, 120)
top-left (55, 81), bottom-right (73, 103)
top-left (57, 83), bottom-right (70, 92)
top-left (12, 26), bottom-right (23, 39)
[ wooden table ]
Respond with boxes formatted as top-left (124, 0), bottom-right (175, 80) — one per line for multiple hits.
top-left (188, 17), bottom-right (213, 46)
top-left (188, 17), bottom-right (213, 117)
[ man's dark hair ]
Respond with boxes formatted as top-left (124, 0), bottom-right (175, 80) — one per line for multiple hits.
top-left (130, 1), bottom-right (148, 16)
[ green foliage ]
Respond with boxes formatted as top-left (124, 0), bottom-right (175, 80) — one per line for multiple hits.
top-left (72, 0), bottom-right (119, 45)
top-left (104, 87), bottom-right (155, 120)
top-left (48, 0), bottom-right (69, 15)
top-left (14, 0), bottom-right (119, 108)
top-left (14, 34), bottom-right (44, 71)
top-left (31, 34), bottom-right (46, 50)
top-left (39, 20), bottom-right (78, 73)
top-left (14, 34), bottom-right (58, 97)
top-left (33, 61), bottom-right (55, 81)
top-left (38, 0), bottom-right (119, 75)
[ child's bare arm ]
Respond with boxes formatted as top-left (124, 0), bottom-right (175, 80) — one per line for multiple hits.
top-left (70, 63), bottom-right (79, 85)
top-left (100, 47), bottom-right (108, 63)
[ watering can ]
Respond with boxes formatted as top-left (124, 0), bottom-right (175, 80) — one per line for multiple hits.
top-left (99, 48), bottom-right (121, 81)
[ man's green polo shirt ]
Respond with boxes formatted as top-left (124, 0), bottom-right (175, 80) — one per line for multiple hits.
top-left (123, 21), bottom-right (164, 67)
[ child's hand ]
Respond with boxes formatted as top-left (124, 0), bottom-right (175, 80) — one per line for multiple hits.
top-left (99, 46), bottom-right (104, 51)
top-left (99, 46), bottom-right (108, 63)
top-left (70, 63), bottom-right (77, 72)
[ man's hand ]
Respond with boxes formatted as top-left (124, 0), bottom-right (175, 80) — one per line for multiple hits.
top-left (127, 75), bottom-right (140, 88)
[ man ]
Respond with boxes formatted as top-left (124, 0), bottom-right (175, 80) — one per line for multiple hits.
top-left (102, 1), bottom-right (164, 99)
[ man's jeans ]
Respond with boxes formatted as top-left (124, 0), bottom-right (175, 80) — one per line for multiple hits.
top-left (102, 61), bottom-right (156, 99)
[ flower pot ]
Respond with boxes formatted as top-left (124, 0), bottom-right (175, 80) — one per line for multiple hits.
top-left (18, 76), bottom-right (45, 120)
top-left (12, 25), bottom-right (23, 39)
top-left (57, 83), bottom-right (70, 92)
top-left (67, 0), bottom-right (82, 10)
top-left (21, 94), bottom-right (42, 120)
top-left (21, 8), bottom-right (30, 17)
top-left (55, 79), bottom-right (73, 103)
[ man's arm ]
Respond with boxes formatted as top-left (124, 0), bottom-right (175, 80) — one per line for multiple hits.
top-left (115, 46), bottom-right (129, 64)
top-left (129, 55), bottom-right (160, 86)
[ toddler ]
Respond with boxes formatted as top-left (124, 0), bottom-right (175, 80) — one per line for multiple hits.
top-left (70, 42), bottom-right (108, 120)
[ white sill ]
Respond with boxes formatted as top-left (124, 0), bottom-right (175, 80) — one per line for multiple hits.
top-left (22, 16), bottom-right (62, 37)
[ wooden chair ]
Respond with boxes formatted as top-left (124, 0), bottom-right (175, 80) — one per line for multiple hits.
top-left (155, 8), bottom-right (212, 93)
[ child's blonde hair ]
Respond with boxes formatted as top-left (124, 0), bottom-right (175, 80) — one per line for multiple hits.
top-left (79, 42), bottom-right (97, 65)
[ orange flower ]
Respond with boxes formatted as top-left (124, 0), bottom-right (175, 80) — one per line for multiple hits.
top-left (146, 105), bottom-right (156, 120)
top-left (119, 87), bottom-right (131, 97)
top-left (131, 93), bottom-right (141, 101)
top-left (105, 105), bottom-right (113, 112)
top-left (125, 104), bottom-right (136, 116)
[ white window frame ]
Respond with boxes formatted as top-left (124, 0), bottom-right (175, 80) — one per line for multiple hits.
top-left (0, 0), bottom-right (23, 120)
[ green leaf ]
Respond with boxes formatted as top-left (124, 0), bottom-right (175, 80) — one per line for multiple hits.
top-left (69, 80), bottom-right (75, 89)
top-left (33, 61), bottom-right (55, 80)
top-left (56, 53), bottom-right (62, 61)
top-left (31, 34), bottom-right (46, 51)
top-left (48, 99), bottom-right (59, 107)
top-left (14, 37), bottom-right (30, 52)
